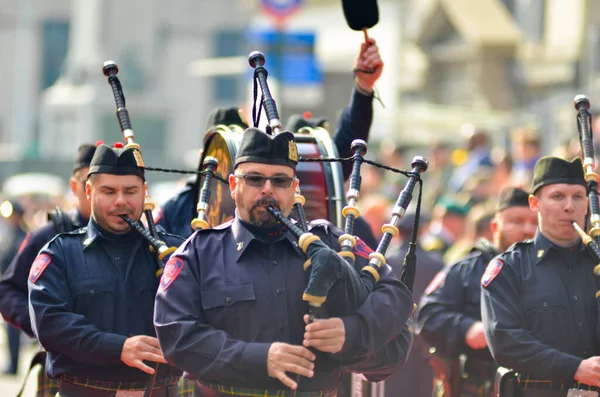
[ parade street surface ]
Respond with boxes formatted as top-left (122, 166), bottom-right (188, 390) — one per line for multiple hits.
top-left (0, 322), bottom-right (39, 396)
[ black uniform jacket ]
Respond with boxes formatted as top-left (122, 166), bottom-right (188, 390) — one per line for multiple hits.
top-left (154, 217), bottom-right (414, 391)
top-left (28, 220), bottom-right (184, 382)
top-left (481, 231), bottom-right (600, 380)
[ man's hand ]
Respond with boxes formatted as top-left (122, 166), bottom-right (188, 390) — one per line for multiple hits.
top-left (354, 38), bottom-right (384, 93)
top-left (303, 315), bottom-right (345, 354)
top-left (120, 335), bottom-right (167, 375)
top-left (267, 342), bottom-right (315, 390)
top-left (575, 357), bottom-right (600, 387)
top-left (465, 321), bottom-right (488, 350)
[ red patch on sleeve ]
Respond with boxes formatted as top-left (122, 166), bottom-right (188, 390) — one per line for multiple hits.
top-left (153, 207), bottom-right (163, 223)
top-left (481, 259), bottom-right (504, 287)
top-left (424, 271), bottom-right (446, 295)
top-left (353, 238), bottom-right (374, 259)
top-left (17, 233), bottom-right (31, 256)
top-left (160, 257), bottom-right (184, 291)
top-left (29, 254), bottom-right (52, 283)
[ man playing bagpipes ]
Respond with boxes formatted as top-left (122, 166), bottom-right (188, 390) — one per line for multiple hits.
top-left (417, 187), bottom-right (537, 397)
top-left (28, 144), bottom-right (185, 396)
top-left (482, 157), bottom-right (600, 397)
top-left (154, 128), bottom-right (413, 397)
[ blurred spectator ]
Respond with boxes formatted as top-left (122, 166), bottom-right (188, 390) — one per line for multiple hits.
top-left (377, 139), bottom-right (408, 200)
top-left (444, 202), bottom-right (495, 265)
top-left (511, 126), bottom-right (541, 187)
top-left (551, 136), bottom-right (582, 161)
top-left (422, 141), bottom-right (454, 209)
top-left (591, 111), bottom-right (600, 150)
top-left (0, 199), bottom-right (28, 375)
top-left (448, 126), bottom-right (492, 193)
top-left (358, 194), bottom-right (390, 242)
top-left (462, 166), bottom-right (495, 205)
top-left (359, 163), bottom-right (384, 198)
top-left (421, 196), bottom-right (470, 256)
top-left (491, 147), bottom-right (514, 193)
top-left (386, 210), bottom-right (443, 397)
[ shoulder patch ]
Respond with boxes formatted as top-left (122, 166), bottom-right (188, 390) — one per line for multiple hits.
top-left (160, 256), bottom-right (184, 291)
top-left (353, 237), bottom-right (374, 259)
top-left (481, 259), bottom-right (504, 287)
top-left (29, 254), bottom-right (52, 283)
top-left (424, 271), bottom-right (446, 295)
top-left (153, 206), bottom-right (163, 223)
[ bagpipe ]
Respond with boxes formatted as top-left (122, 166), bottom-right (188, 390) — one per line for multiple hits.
top-left (570, 96), bottom-right (600, 288)
top-left (245, 50), bottom-right (427, 397)
top-left (100, 47), bottom-right (425, 396)
top-left (101, 61), bottom-right (178, 276)
top-left (102, 60), bottom-right (182, 397)
top-left (245, 50), bottom-right (428, 314)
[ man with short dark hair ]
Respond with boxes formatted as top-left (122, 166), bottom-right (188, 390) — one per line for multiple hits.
top-left (418, 186), bottom-right (537, 397)
top-left (29, 143), bottom-right (183, 396)
top-left (154, 128), bottom-right (413, 396)
top-left (482, 157), bottom-right (600, 397)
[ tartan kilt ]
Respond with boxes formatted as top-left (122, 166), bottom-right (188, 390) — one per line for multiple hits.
top-left (35, 368), bottom-right (190, 397)
top-left (36, 367), bottom-right (60, 397)
top-left (179, 377), bottom-right (195, 396)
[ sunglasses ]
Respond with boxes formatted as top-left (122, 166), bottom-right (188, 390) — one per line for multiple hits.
top-left (235, 174), bottom-right (295, 188)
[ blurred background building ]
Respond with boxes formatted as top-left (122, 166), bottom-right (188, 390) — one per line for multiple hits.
top-left (0, 0), bottom-right (597, 190)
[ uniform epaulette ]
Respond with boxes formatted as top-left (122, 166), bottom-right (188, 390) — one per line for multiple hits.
top-left (43, 227), bottom-right (86, 250)
top-left (63, 227), bottom-right (86, 236)
top-left (307, 219), bottom-right (337, 234)
top-left (308, 219), bottom-right (330, 228)
top-left (449, 251), bottom-right (481, 268)
top-left (194, 219), bottom-right (234, 233)
top-left (507, 239), bottom-right (533, 251)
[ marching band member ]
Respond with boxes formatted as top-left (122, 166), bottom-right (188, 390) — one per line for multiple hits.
top-left (482, 157), bottom-right (600, 397)
top-left (418, 187), bottom-right (537, 397)
top-left (29, 144), bottom-right (184, 396)
top-left (154, 128), bottom-right (413, 397)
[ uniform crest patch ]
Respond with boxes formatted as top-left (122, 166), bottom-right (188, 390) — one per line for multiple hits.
top-left (29, 254), bottom-right (51, 283)
top-left (424, 271), bottom-right (446, 295)
top-left (288, 141), bottom-right (298, 162)
top-left (160, 257), bottom-right (184, 291)
top-left (353, 238), bottom-right (374, 259)
top-left (153, 207), bottom-right (163, 223)
top-left (481, 259), bottom-right (504, 287)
